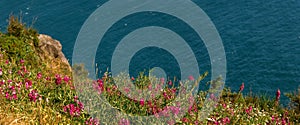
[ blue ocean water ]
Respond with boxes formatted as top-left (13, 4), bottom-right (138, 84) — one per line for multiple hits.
top-left (1, 0), bottom-right (300, 104)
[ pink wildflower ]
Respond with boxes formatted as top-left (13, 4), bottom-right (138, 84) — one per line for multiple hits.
top-left (181, 117), bottom-right (189, 123)
top-left (64, 103), bottom-right (82, 117)
top-left (276, 89), bottom-right (281, 101)
top-left (55, 74), bottom-right (62, 85)
top-left (28, 90), bottom-right (39, 102)
top-left (37, 72), bottom-right (42, 79)
top-left (12, 94), bottom-right (18, 100)
top-left (160, 78), bottom-right (165, 83)
top-left (5, 92), bottom-right (10, 100)
top-left (0, 68), bottom-right (2, 76)
top-left (63, 76), bottom-right (71, 83)
top-left (239, 82), bottom-right (244, 92)
top-left (85, 117), bottom-right (99, 125)
top-left (245, 106), bottom-right (253, 114)
top-left (25, 79), bottom-right (32, 89)
top-left (119, 118), bottom-right (130, 125)
top-left (168, 81), bottom-right (172, 86)
top-left (140, 98), bottom-right (145, 106)
top-left (222, 117), bottom-right (230, 124)
top-left (188, 75), bottom-right (195, 81)
top-left (20, 59), bottom-right (25, 64)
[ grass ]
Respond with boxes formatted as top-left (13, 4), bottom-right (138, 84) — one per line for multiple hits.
top-left (0, 15), bottom-right (299, 124)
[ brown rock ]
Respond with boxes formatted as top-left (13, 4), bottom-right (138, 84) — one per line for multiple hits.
top-left (37, 34), bottom-right (71, 73)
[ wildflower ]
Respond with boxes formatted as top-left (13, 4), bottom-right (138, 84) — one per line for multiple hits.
top-left (55, 74), bottom-right (62, 85)
top-left (168, 81), bottom-right (172, 86)
top-left (0, 80), bottom-right (4, 86)
top-left (140, 98), bottom-right (145, 106)
top-left (163, 92), bottom-right (169, 100)
top-left (25, 79), bottom-right (32, 89)
top-left (131, 77), bottom-right (135, 81)
top-left (169, 106), bottom-right (180, 115)
top-left (20, 59), bottom-right (25, 64)
top-left (7, 79), bottom-right (12, 83)
top-left (85, 117), bottom-right (99, 125)
top-left (222, 117), bottom-right (230, 124)
top-left (167, 120), bottom-right (175, 125)
top-left (119, 118), bottom-right (130, 125)
top-left (181, 117), bottom-right (189, 123)
top-left (160, 78), bottom-right (165, 83)
top-left (28, 90), bottom-right (39, 102)
top-left (239, 82), bottom-right (244, 92)
top-left (123, 87), bottom-right (130, 93)
top-left (245, 106), bottom-right (253, 114)
top-left (188, 75), bottom-right (195, 81)
top-left (5, 60), bottom-right (9, 64)
top-left (64, 103), bottom-right (82, 117)
top-left (222, 103), bottom-right (227, 108)
top-left (276, 88), bottom-right (280, 101)
top-left (5, 92), bottom-right (10, 100)
top-left (0, 68), bottom-right (2, 76)
top-left (45, 76), bottom-right (51, 81)
top-left (210, 93), bottom-right (215, 100)
top-left (63, 76), bottom-right (71, 83)
top-left (37, 72), bottom-right (42, 79)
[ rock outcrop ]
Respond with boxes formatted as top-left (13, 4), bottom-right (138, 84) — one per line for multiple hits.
top-left (37, 34), bottom-right (72, 73)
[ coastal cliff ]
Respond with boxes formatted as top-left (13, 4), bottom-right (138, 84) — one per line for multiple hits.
top-left (37, 34), bottom-right (72, 73)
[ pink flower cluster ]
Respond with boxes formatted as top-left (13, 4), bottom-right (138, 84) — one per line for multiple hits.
top-left (55, 74), bottom-right (71, 85)
top-left (93, 79), bottom-right (104, 94)
top-left (118, 118), bottom-right (130, 125)
top-left (63, 96), bottom-right (84, 117)
top-left (28, 89), bottom-right (39, 102)
top-left (85, 117), bottom-right (99, 125)
top-left (245, 105), bottom-right (253, 115)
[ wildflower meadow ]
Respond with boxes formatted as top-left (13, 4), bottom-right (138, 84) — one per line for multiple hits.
top-left (0, 16), bottom-right (299, 124)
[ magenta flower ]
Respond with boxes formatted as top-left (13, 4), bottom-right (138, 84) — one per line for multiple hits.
top-left (63, 103), bottom-right (82, 117)
top-left (37, 72), bottom-right (42, 79)
top-left (25, 79), bottom-right (32, 89)
top-left (167, 120), bottom-right (175, 125)
top-left (20, 59), bottom-right (25, 64)
top-left (5, 92), bottom-right (10, 100)
top-left (239, 82), bottom-right (244, 92)
top-left (28, 90), bottom-right (39, 102)
top-left (7, 79), bottom-right (12, 83)
top-left (221, 117), bottom-right (230, 124)
top-left (124, 87), bottom-right (130, 93)
top-left (181, 117), bottom-right (189, 123)
top-left (160, 78), bottom-right (165, 83)
top-left (0, 80), bottom-right (4, 86)
top-left (169, 106), bottom-right (180, 116)
top-left (168, 81), bottom-right (173, 86)
top-left (276, 88), bottom-right (281, 101)
top-left (140, 98), bottom-right (145, 106)
top-left (63, 76), bottom-right (71, 83)
top-left (118, 118), bottom-right (130, 125)
top-left (188, 75), bottom-right (195, 81)
top-left (131, 77), bottom-right (135, 81)
top-left (45, 76), bottom-right (51, 81)
top-left (55, 74), bottom-right (62, 85)
top-left (245, 106), bottom-right (253, 114)
top-left (12, 94), bottom-right (18, 100)
top-left (0, 68), bottom-right (2, 76)
top-left (85, 117), bottom-right (99, 125)
top-left (5, 59), bottom-right (9, 64)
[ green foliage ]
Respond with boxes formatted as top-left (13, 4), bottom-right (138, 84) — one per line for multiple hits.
top-left (0, 15), bottom-right (40, 67)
